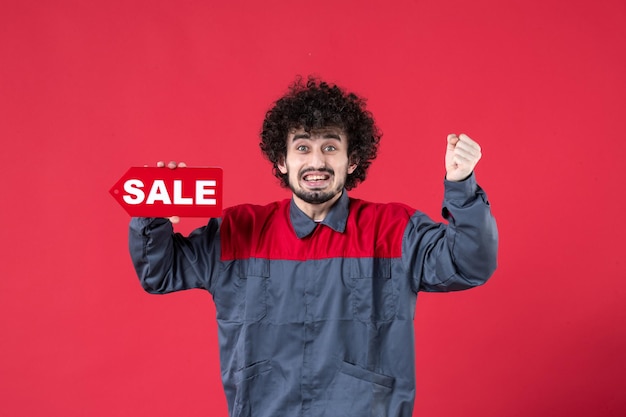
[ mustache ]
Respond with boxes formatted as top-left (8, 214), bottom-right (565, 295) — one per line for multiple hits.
top-left (299, 167), bottom-right (335, 177)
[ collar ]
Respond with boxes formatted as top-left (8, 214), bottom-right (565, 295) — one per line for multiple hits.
top-left (289, 190), bottom-right (350, 239)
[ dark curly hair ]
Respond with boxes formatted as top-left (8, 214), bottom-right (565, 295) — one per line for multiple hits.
top-left (260, 76), bottom-right (381, 190)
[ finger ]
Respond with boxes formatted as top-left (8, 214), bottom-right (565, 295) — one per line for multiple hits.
top-left (458, 133), bottom-right (480, 150)
top-left (178, 161), bottom-right (187, 168)
top-left (452, 151), bottom-right (471, 165)
top-left (454, 137), bottom-right (481, 156)
top-left (157, 161), bottom-right (166, 168)
top-left (453, 142), bottom-right (479, 158)
top-left (453, 150), bottom-right (480, 167)
top-left (167, 161), bottom-right (177, 169)
top-left (168, 216), bottom-right (180, 224)
top-left (447, 134), bottom-right (459, 146)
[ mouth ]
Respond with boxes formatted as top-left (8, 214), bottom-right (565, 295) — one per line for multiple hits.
top-left (301, 172), bottom-right (332, 188)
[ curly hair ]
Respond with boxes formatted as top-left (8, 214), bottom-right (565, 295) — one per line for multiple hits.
top-left (260, 76), bottom-right (381, 190)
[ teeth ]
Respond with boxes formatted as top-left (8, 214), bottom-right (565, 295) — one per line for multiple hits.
top-left (304, 175), bottom-right (327, 181)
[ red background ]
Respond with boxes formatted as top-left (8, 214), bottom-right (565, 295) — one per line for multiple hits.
top-left (1, 0), bottom-right (625, 416)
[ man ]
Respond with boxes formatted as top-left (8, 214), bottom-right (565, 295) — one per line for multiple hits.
top-left (128, 77), bottom-right (498, 417)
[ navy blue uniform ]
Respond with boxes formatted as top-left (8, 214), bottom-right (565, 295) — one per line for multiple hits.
top-left (129, 173), bottom-right (498, 417)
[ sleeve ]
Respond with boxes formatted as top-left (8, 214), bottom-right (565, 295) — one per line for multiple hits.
top-left (128, 217), bottom-right (221, 294)
top-left (403, 173), bottom-right (499, 292)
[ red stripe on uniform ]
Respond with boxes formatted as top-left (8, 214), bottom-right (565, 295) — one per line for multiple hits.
top-left (220, 199), bottom-right (413, 261)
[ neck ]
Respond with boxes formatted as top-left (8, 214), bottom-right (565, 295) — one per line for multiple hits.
top-left (292, 192), bottom-right (343, 222)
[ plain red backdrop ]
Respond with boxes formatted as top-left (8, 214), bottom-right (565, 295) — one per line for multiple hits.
top-left (1, 0), bottom-right (624, 416)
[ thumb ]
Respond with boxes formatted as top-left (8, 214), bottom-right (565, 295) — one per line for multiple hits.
top-left (447, 133), bottom-right (459, 148)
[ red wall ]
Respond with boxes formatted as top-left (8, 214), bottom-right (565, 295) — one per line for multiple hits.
top-left (1, 0), bottom-right (624, 416)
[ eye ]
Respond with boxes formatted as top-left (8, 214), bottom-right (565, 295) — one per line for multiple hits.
top-left (296, 145), bottom-right (308, 152)
top-left (324, 145), bottom-right (337, 152)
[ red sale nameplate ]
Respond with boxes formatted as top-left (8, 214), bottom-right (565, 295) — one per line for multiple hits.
top-left (109, 167), bottom-right (223, 218)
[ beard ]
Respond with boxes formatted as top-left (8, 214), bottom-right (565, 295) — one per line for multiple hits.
top-left (291, 187), bottom-right (341, 205)
top-left (288, 167), bottom-right (345, 205)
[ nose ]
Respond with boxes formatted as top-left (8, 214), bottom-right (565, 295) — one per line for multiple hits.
top-left (308, 147), bottom-right (326, 169)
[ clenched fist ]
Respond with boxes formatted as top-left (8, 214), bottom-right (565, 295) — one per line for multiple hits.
top-left (445, 133), bottom-right (482, 182)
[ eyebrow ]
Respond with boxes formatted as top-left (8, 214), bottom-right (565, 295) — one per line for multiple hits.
top-left (291, 132), bottom-right (343, 141)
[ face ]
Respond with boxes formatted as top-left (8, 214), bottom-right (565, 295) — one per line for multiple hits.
top-left (277, 127), bottom-right (357, 208)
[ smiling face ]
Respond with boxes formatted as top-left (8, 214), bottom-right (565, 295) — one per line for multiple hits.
top-left (277, 127), bottom-right (358, 220)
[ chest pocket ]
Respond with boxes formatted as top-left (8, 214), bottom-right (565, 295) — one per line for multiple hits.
top-left (236, 258), bottom-right (269, 322)
top-left (350, 258), bottom-right (396, 321)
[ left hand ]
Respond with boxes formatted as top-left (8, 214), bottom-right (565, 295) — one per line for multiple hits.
top-left (150, 160), bottom-right (187, 224)
top-left (445, 133), bottom-right (482, 182)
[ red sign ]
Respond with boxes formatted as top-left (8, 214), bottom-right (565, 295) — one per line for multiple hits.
top-left (110, 167), bottom-right (223, 218)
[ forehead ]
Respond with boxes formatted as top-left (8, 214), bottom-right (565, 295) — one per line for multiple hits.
top-left (288, 126), bottom-right (346, 139)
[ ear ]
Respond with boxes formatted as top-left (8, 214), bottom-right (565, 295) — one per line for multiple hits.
top-left (348, 154), bottom-right (359, 174)
top-left (277, 155), bottom-right (287, 174)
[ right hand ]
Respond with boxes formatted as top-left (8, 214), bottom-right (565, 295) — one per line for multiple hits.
top-left (153, 160), bottom-right (187, 224)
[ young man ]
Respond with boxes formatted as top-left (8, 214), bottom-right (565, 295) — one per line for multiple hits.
top-left (128, 77), bottom-right (498, 417)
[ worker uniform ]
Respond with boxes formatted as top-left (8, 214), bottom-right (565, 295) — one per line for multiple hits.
top-left (129, 173), bottom-right (498, 417)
